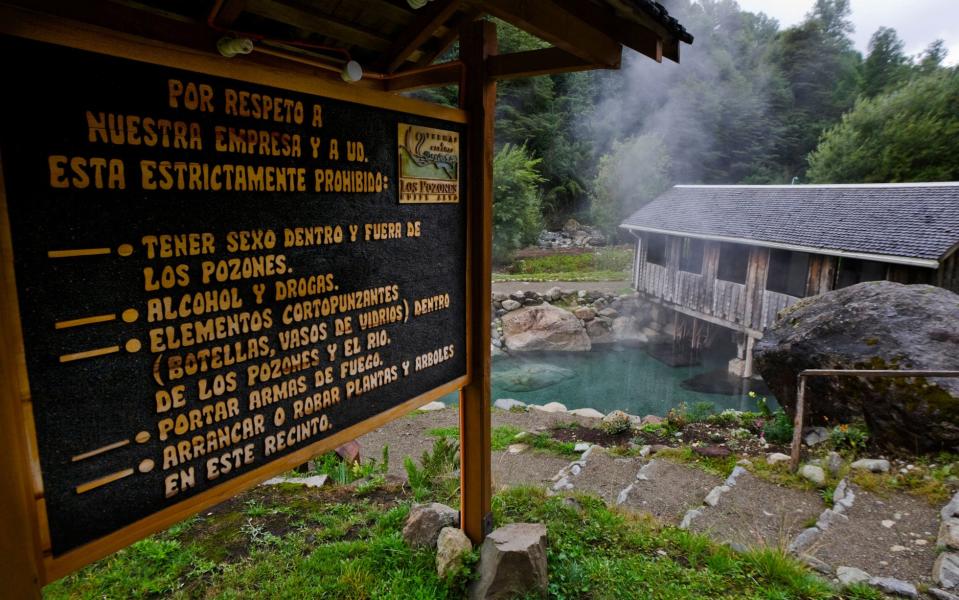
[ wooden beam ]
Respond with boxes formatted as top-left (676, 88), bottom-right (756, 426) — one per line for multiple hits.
top-left (385, 61), bottom-right (461, 91)
top-left (414, 8), bottom-right (479, 68)
top-left (488, 46), bottom-right (605, 80)
top-left (210, 0), bottom-right (248, 28)
top-left (477, 0), bottom-right (621, 68)
top-left (602, 0), bottom-right (680, 62)
top-left (245, 0), bottom-right (393, 51)
top-left (381, 0), bottom-right (460, 73)
top-left (459, 18), bottom-right (495, 546)
top-left (551, 0), bottom-right (663, 63)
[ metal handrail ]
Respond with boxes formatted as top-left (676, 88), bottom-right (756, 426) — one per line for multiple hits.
top-left (789, 369), bottom-right (959, 471)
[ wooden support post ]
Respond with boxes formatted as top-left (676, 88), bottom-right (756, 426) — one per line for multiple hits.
top-left (743, 335), bottom-right (755, 378)
top-left (459, 18), bottom-right (496, 545)
top-left (789, 374), bottom-right (806, 472)
top-left (0, 154), bottom-right (43, 597)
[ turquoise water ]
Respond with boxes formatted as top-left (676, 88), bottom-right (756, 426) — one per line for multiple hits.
top-left (443, 347), bottom-right (774, 416)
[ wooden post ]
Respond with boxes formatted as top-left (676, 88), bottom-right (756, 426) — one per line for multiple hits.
top-left (459, 18), bottom-right (496, 544)
top-left (789, 374), bottom-right (806, 472)
top-left (0, 154), bottom-right (43, 598)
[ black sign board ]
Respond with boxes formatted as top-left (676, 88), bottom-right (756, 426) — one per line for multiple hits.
top-left (0, 34), bottom-right (467, 560)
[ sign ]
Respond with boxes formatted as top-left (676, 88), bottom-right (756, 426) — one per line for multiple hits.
top-left (0, 33), bottom-right (467, 574)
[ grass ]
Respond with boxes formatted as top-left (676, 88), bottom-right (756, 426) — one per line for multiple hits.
top-left (493, 247), bottom-right (633, 282)
top-left (427, 424), bottom-right (578, 457)
top-left (47, 480), bottom-right (877, 600)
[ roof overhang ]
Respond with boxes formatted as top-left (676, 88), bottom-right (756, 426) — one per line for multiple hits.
top-left (620, 224), bottom-right (941, 269)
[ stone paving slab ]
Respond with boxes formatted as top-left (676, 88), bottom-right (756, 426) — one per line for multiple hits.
top-left (618, 459), bottom-right (723, 525)
top-left (808, 484), bottom-right (939, 586)
top-left (689, 471), bottom-right (823, 550)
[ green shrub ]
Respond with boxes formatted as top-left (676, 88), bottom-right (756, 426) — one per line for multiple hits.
top-left (601, 412), bottom-right (632, 435)
top-left (687, 402), bottom-right (716, 423)
top-left (763, 410), bottom-right (794, 444)
top-left (492, 143), bottom-right (543, 264)
top-left (829, 423), bottom-right (869, 453)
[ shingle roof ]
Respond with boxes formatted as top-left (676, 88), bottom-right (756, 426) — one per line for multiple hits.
top-left (620, 184), bottom-right (959, 264)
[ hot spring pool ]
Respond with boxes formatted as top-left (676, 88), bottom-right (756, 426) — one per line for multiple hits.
top-left (442, 346), bottom-right (775, 416)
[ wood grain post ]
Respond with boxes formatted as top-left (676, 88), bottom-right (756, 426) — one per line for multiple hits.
top-left (0, 152), bottom-right (43, 597)
top-left (458, 18), bottom-right (496, 544)
top-left (789, 374), bottom-right (806, 472)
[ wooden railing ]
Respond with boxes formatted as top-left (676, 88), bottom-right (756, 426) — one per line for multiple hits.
top-left (789, 369), bottom-right (959, 470)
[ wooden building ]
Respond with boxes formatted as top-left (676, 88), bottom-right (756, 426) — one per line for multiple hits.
top-left (621, 183), bottom-right (959, 376)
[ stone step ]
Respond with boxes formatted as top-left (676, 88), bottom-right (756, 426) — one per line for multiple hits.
top-left (689, 470), bottom-right (823, 550)
top-left (616, 459), bottom-right (723, 525)
top-left (805, 483), bottom-right (939, 587)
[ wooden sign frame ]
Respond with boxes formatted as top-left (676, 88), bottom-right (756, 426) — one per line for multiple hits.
top-left (0, 6), bottom-right (479, 590)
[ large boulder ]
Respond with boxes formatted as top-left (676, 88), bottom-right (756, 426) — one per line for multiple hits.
top-left (754, 282), bottom-right (959, 451)
top-left (501, 305), bottom-right (591, 352)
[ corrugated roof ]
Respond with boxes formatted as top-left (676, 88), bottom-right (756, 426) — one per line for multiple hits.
top-left (620, 184), bottom-right (959, 263)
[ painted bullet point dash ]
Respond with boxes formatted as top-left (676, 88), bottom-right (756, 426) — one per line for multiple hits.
top-left (55, 314), bottom-right (117, 330)
top-left (47, 248), bottom-right (112, 258)
top-left (71, 439), bottom-right (130, 462)
top-left (76, 468), bottom-right (134, 494)
top-left (59, 345), bottom-right (120, 363)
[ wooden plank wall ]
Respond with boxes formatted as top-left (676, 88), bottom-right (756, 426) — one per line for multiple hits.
top-left (936, 253), bottom-right (959, 293)
top-left (634, 234), bottom-right (802, 333)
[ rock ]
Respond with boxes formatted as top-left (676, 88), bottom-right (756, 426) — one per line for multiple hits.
top-left (851, 458), bottom-right (890, 473)
top-left (573, 442), bottom-right (591, 452)
top-left (530, 401), bottom-right (568, 413)
top-left (935, 553), bottom-right (959, 589)
top-left (402, 503), bottom-right (459, 549)
top-left (494, 398), bottom-right (527, 411)
top-left (513, 431), bottom-right (531, 441)
top-left (492, 363), bottom-right (576, 392)
top-left (573, 306), bottom-right (596, 321)
top-left (753, 281), bottom-right (959, 452)
top-left (803, 426), bottom-right (830, 447)
top-left (436, 527), bottom-right (472, 579)
top-left (800, 465), bottom-right (826, 486)
top-left (507, 444), bottom-right (529, 454)
top-left (501, 299), bottom-right (522, 311)
top-left (837, 566), bottom-right (871, 585)
top-left (704, 485), bottom-right (730, 506)
top-left (470, 523), bottom-right (548, 600)
top-left (943, 492), bottom-right (959, 521)
top-left (611, 316), bottom-right (648, 346)
top-left (788, 527), bottom-right (821, 553)
top-left (679, 508), bottom-right (703, 529)
top-left (545, 286), bottom-right (563, 301)
top-left (930, 589), bottom-right (959, 600)
top-left (568, 408), bottom-right (604, 419)
top-left (936, 517), bottom-right (959, 550)
top-left (868, 577), bottom-right (918, 598)
top-left (826, 451), bottom-right (843, 477)
top-left (638, 445), bottom-right (653, 457)
top-left (598, 308), bottom-right (619, 319)
top-left (766, 452), bottom-right (790, 465)
top-left (563, 218), bottom-right (581, 233)
top-left (816, 508), bottom-right (848, 530)
top-left (419, 401), bottom-right (446, 411)
top-left (509, 291), bottom-right (526, 301)
top-left (882, 520), bottom-right (896, 528)
top-left (501, 305), bottom-right (591, 352)
top-left (335, 440), bottom-right (361, 464)
top-left (693, 445), bottom-right (731, 458)
top-left (492, 292), bottom-right (508, 302)
top-left (800, 554), bottom-right (833, 575)
top-left (642, 415), bottom-right (663, 425)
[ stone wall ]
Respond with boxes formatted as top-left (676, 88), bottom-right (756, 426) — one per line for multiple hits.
top-left (491, 287), bottom-right (675, 354)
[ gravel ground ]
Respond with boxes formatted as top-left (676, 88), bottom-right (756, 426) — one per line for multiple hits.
top-left (809, 484), bottom-right (940, 585)
top-left (620, 459), bottom-right (724, 525)
top-left (570, 450), bottom-right (643, 504)
top-left (690, 471), bottom-right (823, 550)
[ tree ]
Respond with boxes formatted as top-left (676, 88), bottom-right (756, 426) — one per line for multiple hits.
top-left (807, 71), bottom-right (959, 182)
top-left (492, 144), bottom-right (544, 263)
top-left (861, 27), bottom-right (909, 97)
top-left (770, 0), bottom-right (862, 180)
top-left (918, 39), bottom-right (948, 74)
top-left (590, 134), bottom-right (671, 237)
